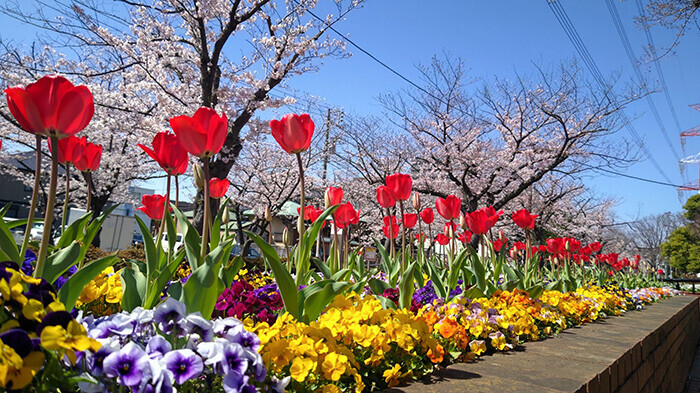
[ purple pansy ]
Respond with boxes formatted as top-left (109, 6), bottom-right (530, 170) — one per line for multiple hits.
top-left (223, 371), bottom-right (249, 393)
top-left (102, 341), bottom-right (150, 387)
top-left (146, 335), bottom-right (172, 359)
top-left (154, 298), bottom-right (186, 334)
top-left (162, 349), bottom-right (204, 385)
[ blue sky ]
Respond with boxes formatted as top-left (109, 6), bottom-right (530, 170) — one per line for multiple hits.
top-left (1, 1), bottom-right (698, 221)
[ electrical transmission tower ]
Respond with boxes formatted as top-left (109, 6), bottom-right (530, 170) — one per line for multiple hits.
top-left (680, 104), bottom-right (700, 150)
top-left (678, 105), bottom-right (700, 197)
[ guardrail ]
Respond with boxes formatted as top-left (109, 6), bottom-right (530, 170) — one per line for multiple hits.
top-left (663, 278), bottom-right (700, 294)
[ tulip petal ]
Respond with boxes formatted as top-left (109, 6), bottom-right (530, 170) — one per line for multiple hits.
top-left (5, 87), bottom-right (46, 134)
top-left (170, 115), bottom-right (207, 157)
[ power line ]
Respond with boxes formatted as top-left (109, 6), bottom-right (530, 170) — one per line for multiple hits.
top-left (634, 0), bottom-right (686, 150)
top-left (546, 0), bottom-right (675, 185)
top-left (577, 163), bottom-right (684, 188)
top-left (605, 0), bottom-right (681, 163)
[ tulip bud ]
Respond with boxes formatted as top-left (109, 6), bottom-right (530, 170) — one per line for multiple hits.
top-left (324, 192), bottom-right (331, 209)
top-left (448, 225), bottom-right (455, 239)
top-left (297, 215), bottom-right (304, 238)
top-left (264, 205), bottom-right (272, 222)
top-left (412, 192), bottom-right (421, 211)
top-left (222, 204), bottom-right (230, 224)
top-left (499, 230), bottom-right (504, 241)
top-left (193, 164), bottom-right (205, 190)
top-left (459, 214), bottom-right (467, 230)
top-left (282, 227), bottom-right (290, 246)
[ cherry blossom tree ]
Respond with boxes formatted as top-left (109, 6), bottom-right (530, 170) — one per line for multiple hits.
top-left (334, 56), bottom-right (639, 241)
top-left (636, 0), bottom-right (699, 52)
top-left (0, 0), bottom-right (362, 231)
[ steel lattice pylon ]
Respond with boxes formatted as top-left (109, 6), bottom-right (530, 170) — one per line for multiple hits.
top-left (679, 105), bottom-right (700, 193)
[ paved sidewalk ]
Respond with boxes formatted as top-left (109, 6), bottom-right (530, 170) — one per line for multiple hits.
top-left (384, 296), bottom-right (698, 393)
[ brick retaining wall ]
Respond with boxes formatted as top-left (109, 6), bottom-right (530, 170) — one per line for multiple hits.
top-left (384, 295), bottom-right (700, 393)
top-left (598, 295), bottom-right (700, 393)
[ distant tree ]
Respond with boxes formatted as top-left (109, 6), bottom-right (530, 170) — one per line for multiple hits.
top-left (625, 211), bottom-right (684, 269)
top-left (661, 194), bottom-right (700, 273)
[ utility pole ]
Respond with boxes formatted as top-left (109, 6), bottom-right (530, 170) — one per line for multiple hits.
top-left (321, 108), bottom-right (332, 186)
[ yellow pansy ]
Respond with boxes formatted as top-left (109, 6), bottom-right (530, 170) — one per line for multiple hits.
top-left (469, 339), bottom-right (487, 356)
top-left (290, 357), bottom-right (314, 382)
top-left (321, 352), bottom-right (347, 381)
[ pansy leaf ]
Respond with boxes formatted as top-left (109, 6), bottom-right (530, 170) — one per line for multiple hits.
top-left (58, 253), bottom-right (118, 310)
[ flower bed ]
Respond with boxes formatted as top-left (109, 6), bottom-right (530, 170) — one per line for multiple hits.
top-left (0, 75), bottom-right (686, 393)
top-left (252, 285), bottom-right (679, 392)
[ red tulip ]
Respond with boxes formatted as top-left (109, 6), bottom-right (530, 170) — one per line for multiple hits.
top-left (402, 213), bottom-right (417, 229)
top-left (49, 135), bottom-right (84, 165)
top-left (657, 269), bottom-right (664, 275)
top-left (376, 186), bottom-right (396, 208)
top-left (511, 209), bottom-right (538, 230)
top-left (209, 178), bottom-right (230, 199)
top-left (297, 205), bottom-right (315, 221)
top-left (566, 238), bottom-right (581, 252)
top-left (333, 202), bottom-right (357, 229)
top-left (297, 206), bottom-right (326, 227)
top-left (420, 208), bottom-right (434, 224)
top-left (458, 231), bottom-right (472, 244)
top-left (5, 75), bottom-right (94, 138)
top-left (493, 238), bottom-right (508, 252)
top-left (269, 113), bottom-right (314, 154)
top-left (443, 221), bottom-right (457, 235)
top-left (170, 107), bottom-right (228, 158)
top-left (546, 238), bottom-right (565, 254)
top-left (608, 270), bottom-right (614, 277)
top-left (464, 206), bottom-right (502, 235)
top-left (73, 138), bottom-right (102, 172)
top-left (137, 194), bottom-right (170, 220)
top-left (588, 242), bottom-right (603, 253)
top-left (383, 215), bottom-right (398, 226)
top-left (435, 195), bottom-right (461, 220)
top-left (513, 241), bottom-right (526, 251)
top-left (138, 131), bottom-right (188, 175)
top-left (385, 173), bottom-right (412, 201)
top-left (350, 209), bottom-right (361, 226)
top-left (383, 223), bottom-right (399, 239)
top-left (435, 234), bottom-right (450, 246)
top-left (326, 186), bottom-right (343, 206)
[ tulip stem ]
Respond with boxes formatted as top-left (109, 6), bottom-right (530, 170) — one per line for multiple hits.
top-left (295, 153), bottom-right (306, 281)
top-left (61, 164), bottom-right (70, 235)
top-left (85, 172), bottom-right (92, 214)
top-left (175, 175), bottom-right (179, 209)
top-left (35, 137), bottom-right (59, 278)
top-left (20, 135), bottom-right (42, 262)
top-left (200, 159), bottom-right (211, 263)
top-left (399, 201), bottom-right (406, 273)
top-left (296, 153), bottom-right (306, 239)
top-left (449, 219), bottom-right (455, 270)
top-left (427, 223), bottom-right (433, 262)
top-left (333, 224), bottom-right (339, 273)
top-left (386, 208), bottom-right (395, 260)
top-left (344, 226), bottom-right (350, 269)
top-left (156, 174), bottom-right (171, 250)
